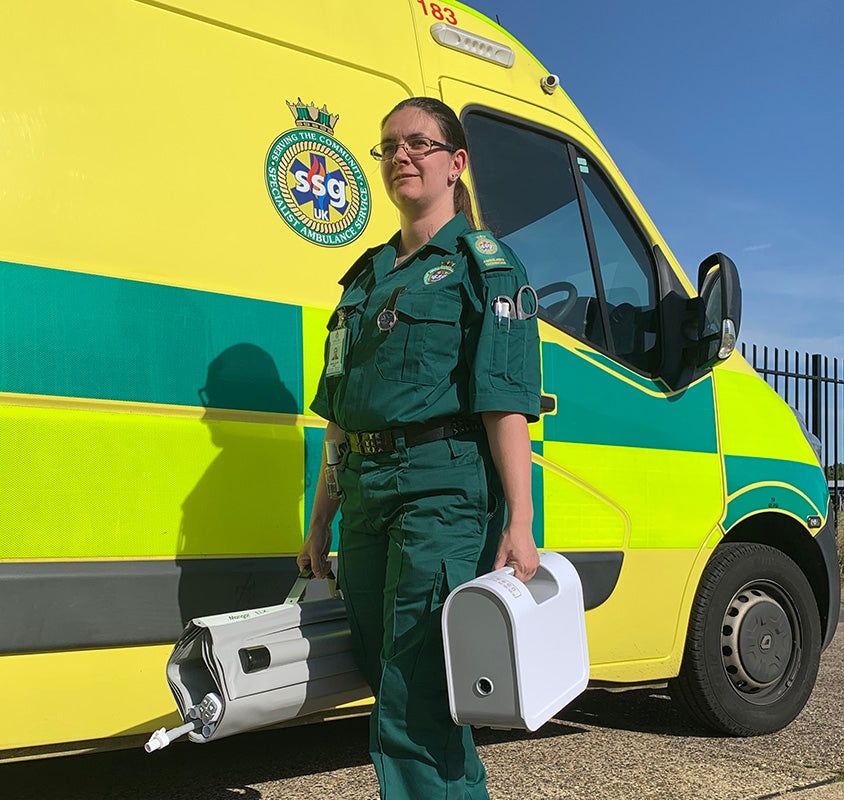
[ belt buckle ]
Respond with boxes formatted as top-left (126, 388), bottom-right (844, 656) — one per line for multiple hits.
top-left (355, 430), bottom-right (394, 455)
top-left (374, 430), bottom-right (394, 454)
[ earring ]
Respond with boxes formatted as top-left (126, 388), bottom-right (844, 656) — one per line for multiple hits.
top-left (450, 174), bottom-right (457, 180)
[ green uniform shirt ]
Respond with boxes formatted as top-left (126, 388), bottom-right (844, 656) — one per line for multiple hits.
top-left (311, 212), bottom-right (540, 432)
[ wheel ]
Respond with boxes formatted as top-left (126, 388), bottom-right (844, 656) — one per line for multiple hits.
top-left (536, 281), bottom-right (577, 323)
top-left (669, 542), bottom-right (821, 735)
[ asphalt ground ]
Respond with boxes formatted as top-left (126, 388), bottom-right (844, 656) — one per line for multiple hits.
top-left (4, 618), bottom-right (842, 800)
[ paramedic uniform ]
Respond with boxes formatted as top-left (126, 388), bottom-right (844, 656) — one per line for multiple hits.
top-left (311, 211), bottom-right (540, 800)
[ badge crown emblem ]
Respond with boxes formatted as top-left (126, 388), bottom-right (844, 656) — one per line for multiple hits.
top-left (286, 98), bottom-right (340, 134)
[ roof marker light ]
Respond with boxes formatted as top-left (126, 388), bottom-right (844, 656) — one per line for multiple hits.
top-left (430, 23), bottom-right (515, 68)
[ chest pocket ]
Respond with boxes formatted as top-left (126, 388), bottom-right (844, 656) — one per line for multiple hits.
top-left (375, 290), bottom-right (463, 386)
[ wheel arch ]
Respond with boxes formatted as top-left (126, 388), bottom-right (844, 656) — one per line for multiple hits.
top-left (721, 510), bottom-right (834, 648)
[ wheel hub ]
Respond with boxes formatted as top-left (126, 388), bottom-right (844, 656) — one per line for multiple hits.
top-left (721, 588), bottom-right (794, 693)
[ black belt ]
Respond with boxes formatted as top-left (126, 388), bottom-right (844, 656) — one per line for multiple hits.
top-left (346, 416), bottom-right (483, 455)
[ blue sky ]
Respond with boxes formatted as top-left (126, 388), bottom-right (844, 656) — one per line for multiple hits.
top-left (468, 0), bottom-right (843, 359)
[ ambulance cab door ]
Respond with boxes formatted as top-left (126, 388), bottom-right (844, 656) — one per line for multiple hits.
top-left (444, 85), bottom-right (724, 674)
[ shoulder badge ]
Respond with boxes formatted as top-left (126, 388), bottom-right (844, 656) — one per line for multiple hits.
top-left (461, 231), bottom-right (512, 273)
top-left (473, 235), bottom-right (498, 256)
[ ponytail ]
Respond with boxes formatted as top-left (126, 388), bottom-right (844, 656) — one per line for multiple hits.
top-left (454, 178), bottom-right (477, 229)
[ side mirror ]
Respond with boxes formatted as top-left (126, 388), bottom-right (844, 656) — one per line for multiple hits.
top-left (697, 253), bottom-right (742, 367)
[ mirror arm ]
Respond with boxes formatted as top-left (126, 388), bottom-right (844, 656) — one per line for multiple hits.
top-left (681, 296), bottom-right (703, 365)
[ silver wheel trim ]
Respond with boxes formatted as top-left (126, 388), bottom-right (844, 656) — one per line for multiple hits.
top-left (719, 580), bottom-right (802, 705)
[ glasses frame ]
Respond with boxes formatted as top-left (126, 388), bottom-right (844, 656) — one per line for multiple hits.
top-left (370, 136), bottom-right (457, 162)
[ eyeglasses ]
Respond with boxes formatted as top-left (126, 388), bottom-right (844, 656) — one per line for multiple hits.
top-left (370, 136), bottom-right (456, 161)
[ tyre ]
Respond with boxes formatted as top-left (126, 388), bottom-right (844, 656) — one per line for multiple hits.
top-left (669, 542), bottom-right (821, 735)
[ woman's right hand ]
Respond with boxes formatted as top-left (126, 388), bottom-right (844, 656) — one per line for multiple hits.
top-left (297, 523), bottom-right (333, 578)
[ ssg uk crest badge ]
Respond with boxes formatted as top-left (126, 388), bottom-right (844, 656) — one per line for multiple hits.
top-left (265, 99), bottom-right (371, 247)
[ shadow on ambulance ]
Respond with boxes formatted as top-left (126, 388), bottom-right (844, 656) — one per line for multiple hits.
top-left (177, 344), bottom-right (303, 625)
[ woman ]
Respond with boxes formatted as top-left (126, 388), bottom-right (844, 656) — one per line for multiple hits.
top-left (298, 97), bottom-right (541, 800)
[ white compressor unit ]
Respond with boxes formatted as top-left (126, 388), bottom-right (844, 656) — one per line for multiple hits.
top-left (442, 551), bottom-right (589, 731)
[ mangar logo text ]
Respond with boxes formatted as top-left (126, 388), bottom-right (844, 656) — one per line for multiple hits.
top-left (265, 100), bottom-right (370, 247)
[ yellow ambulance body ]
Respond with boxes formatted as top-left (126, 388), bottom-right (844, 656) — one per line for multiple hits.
top-left (0, 0), bottom-right (838, 760)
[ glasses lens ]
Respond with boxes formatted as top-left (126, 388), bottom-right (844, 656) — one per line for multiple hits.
top-left (372, 142), bottom-right (398, 160)
top-left (406, 137), bottom-right (432, 155)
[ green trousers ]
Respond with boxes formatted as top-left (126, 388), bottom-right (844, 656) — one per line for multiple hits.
top-left (337, 433), bottom-right (503, 800)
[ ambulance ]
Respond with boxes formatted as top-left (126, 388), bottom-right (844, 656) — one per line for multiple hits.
top-left (0, 0), bottom-right (839, 760)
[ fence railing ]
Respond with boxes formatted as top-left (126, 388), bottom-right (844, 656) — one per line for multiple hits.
top-left (741, 344), bottom-right (843, 514)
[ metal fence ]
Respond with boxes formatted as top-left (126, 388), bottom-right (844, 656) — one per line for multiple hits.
top-left (741, 344), bottom-right (843, 514)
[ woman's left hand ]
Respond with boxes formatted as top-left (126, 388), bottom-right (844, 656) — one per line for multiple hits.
top-left (493, 523), bottom-right (540, 583)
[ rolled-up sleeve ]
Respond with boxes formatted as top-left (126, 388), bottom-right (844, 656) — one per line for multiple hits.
top-left (468, 245), bottom-right (541, 422)
top-left (309, 325), bottom-right (334, 422)
top-left (310, 375), bottom-right (332, 422)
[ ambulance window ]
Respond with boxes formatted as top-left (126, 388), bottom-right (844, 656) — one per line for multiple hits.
top-left (464, 113), bottom-right (606, 350)
top-left (576, 151), bottom-right (660, 373)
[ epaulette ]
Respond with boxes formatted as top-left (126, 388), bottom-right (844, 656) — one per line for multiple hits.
top-left (338, 245), bottom-right (382, 288)
top-left (460, 231), bottom-right (514, 273)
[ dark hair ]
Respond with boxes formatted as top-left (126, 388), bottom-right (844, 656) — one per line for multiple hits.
top-left (381, 97), bottom-right (477, 228)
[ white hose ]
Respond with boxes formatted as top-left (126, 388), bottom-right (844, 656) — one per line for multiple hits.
top-left (144, 720), bottom-right (198, 752)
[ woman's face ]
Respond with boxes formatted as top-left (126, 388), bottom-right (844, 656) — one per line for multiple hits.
top-left (379, 107), bottom-right (466, 215)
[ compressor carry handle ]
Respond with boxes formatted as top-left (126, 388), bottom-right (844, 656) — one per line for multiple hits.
top-left (283, 566), bottom-right (341, 605)
top-left (498, 562), bottom-right (559, 606)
